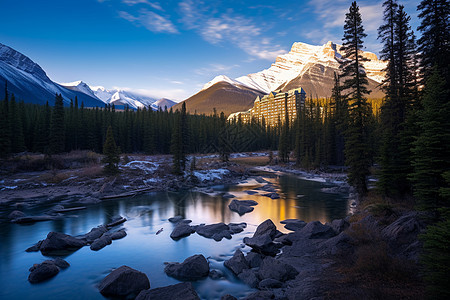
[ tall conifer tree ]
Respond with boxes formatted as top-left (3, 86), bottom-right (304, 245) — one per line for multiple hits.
top-left (340, 1), bottom-right (372, 195)
top-left (49, 94), bottom-right (65, 154)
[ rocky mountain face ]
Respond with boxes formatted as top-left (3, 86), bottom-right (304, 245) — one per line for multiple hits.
top-left (0, 43), bottom-right (104, 107)
top-left (181, 41), bottom-right (386, 115)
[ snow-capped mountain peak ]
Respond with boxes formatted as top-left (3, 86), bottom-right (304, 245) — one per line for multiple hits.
top-left (201, 75), bottom-right (243, 91)
top-left (0, 43), bottom-right (49, 81)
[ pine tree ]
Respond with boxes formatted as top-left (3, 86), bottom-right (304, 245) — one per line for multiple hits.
top-left (410, 67), bottom-right (450, 211)
top-left (49, 94), bottom-right (65, 154)
top-left (9, 94), bottom-right (25, 153)
top-left (331, 73), bottom-right (347, 166)
top-left (340, 1), bottom-right (372, 195)
top-left (102, 125), bottom-right (120, 175)
top-left (0, 82), bottom-right (11, 157)
top-left (417, 0), bottom-right (450, 88)
top-left (171, 103), bottom-right (188, 175)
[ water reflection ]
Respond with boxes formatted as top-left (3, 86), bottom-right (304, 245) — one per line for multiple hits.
top-left (0, 172), bottom-right (347, 299)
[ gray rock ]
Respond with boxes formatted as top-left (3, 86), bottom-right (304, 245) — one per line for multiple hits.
top-left (84, 226), bottom-right (108, 243)
top-left (170, 224), bottom-right (196, 239)
top-left (164, 254), bottom-right (209, 281)
top-left (8, 210), bottom-right (25, 220)
top-left (42, 258), bottom-right (70, 269)
top-left (90, 234), bottom-right (112, 251)
top-left (169, 216), bottom-right (184, 223)
top-left (28, 262), bottom-right (60, 283)
top-left (245, 252), bottom-right (264, 268)
top-left (246, 191), bottom-right (258, 195)
top-left (12, 215), bottom-right (58, 223)
top-left (243, 219), bottom-right (280, 256)
top-left (320, 232), bottom-right (354, 256)
top-left (223, 193), bottom-right (236, 198)
top-left (330, 219), bottom-right (350, 234)
top-left (297, 221), bottom-right (336, 239)
top-left (229, 200), bottom-right (258, 215)
top-left (39, 232), bottom-right (87, 255)
top-left (238, 269), bottom-right (259, 288)
top-left (258, 257), bottom-right (299, 282)
top-left (26, 240), bottom-right (43, 252)
top-left (224, 249), bottom-right (249, 275)
top-left (109, 230), bottom-right (127, 240)
top-left (254, 219), bottom-right (278, 239)
top-left (259, 278), bottom-right (283, 289)
top-left (99, 265), bottom-right (150, 298)
top-left (106, 216), bottom-right (127, 227)
top-left (136, 282), bottom-right (200, 300)
top-left (196, 223), bottom-right (231, 241)
top-left (281, 219), bottom-right (307, 231)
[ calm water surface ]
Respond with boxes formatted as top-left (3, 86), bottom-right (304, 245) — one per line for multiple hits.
top-left (0, 172), bottom-right (349, 300)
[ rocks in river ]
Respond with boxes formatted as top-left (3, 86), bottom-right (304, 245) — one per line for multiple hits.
top-left (245, 252), bottom-right (263, 268)
top-left (39, 232), bottom-right (87, 255)
top-left (297, 221), bottom-right (336, 239)
top-left (238, 269), bottom-right (259, 288)
top-left (136, 282), bottom-right (200, 300)
top-left (195, 222), bottom-right (246, 241)
top-left (330, 218), bottom-right (350, 234)
top-left (106, 216), bottom-right (127, 228)
top-left (245, 190), bottom-right (258, 195)
top-left (169, 215), bottom-right (184, 223)
top-left (228, 200), bottom-right (258, 215)
top-left (281, 219), bottom-right (307, 231)
top-left (28, 258), bottom-right (69, 283)
top-left (83, 226), bottom-right (108, 243)
top-left (99, 265), bottom-right (150, 298)
top-left (170, 223), bottom-right (196, 239)
top-left (221, 295), bottom-right (238, 300)
top-left (209, 269), bottom-right (224, 280)
top-left (224, 249), bottom-right (249, 275)
top-left (109, 229), bottom-right (127, 240)
top-left (222, 193), bottom-right (236, 198)
top-left (90, 234), bottom-right (112, 251)
top-left (164, 254), bottom-right (209, 281)
top-left (258, 256), bottom-right (299, 282)
top-left (12, 215), bottom-right (60, 223)
top-left (243, 219), bottom-right (281, 256)
top-left (243, 290), bottom-right (275, 300)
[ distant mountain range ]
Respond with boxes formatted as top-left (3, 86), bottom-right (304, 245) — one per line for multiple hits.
top-left (176, 41), bottom-right (387, 115)
top-left (0, 43), bottom-right (176, 110)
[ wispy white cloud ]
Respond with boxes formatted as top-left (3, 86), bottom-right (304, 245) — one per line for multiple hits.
top-left (118, 9), bottom-right (178, 33)
top-left (113, 86), bottom-right (187, 101)
top-left (122, 0), bottom-right (163, 11)
top-left (195, 63), bottom-right (240, 76)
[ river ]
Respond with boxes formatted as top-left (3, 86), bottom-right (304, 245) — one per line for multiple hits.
top-left (0, 172), bottom-right (349, 299)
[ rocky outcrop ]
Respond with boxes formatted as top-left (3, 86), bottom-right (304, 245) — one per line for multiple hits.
top-left (136, 282), bottom-right (200, 300)
top-left (90, 234), bottom-right (112, 251)
top-left (195, 222), bottom-right (246, 241)
top-left (224, 249), bottom-right (249, 275)
top-left (39, 232), bottom-right (86, 255)
top-left (258, 256), bottom-right (299, 282)
top-left (164, 254), bottom-right (210, 281)
top-left (281, 219), bottom-right (307, 231)
top-left (98, 266), bottom-right (150, 298)
top-left (170, 223), bottom-right (196, 239)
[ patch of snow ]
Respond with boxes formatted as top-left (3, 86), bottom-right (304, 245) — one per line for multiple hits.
top-left (193, 168), bottom-right (229, 182)
top-left (122, 160), bottom-right (158, 174)
top-left (1, 186), bottom-right (17, 190)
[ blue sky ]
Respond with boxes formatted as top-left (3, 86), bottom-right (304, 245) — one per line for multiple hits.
top-left (0, 0), bottom-right (420, 101)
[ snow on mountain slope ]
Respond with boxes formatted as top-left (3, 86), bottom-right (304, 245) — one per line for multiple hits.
top-left (201, 41), bottom-right (386, 95)
top-left (151, 98), bottom-right (177, 110)
top-left (60, 80), bottom-right (98, 98)
top-left (0, 43), bottom-right (104, 107)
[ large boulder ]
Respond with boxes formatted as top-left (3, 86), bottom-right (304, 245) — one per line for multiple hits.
top-left (258, 257), bottom-right (299, 282)
top-left (381, 212), bottom-right (425, 261)
top-left (109, 229), bottom-right (127, 240)
top-left (297, 221), bottom-right (336, 239)
top-left (224, 249), bottom-right (249, 275)
top-left (136, 282), bottom-right (200, 300)
top-left (170, 224), bottom-right (196, 239)
top-left (83, 226), bottom-right (108, 243)
top-left (39, 232), bottom-right (86, 255)
top-left (238, 269), bottom-right (259, 288)
top-left (164, 254), bottom-right (209, 281)
top-left (243, 220), bottom-right (280, 256)
top-left (90, 234), bottom-right (112, 251)
top-left (228, 222), bottom-right (247, 234)
top-left (319, 232), bottom-right (354, 256)
top-left (98, 265), bottom-right (150, 298)
top-left (330, 219), bottom-right (350, 234)
top-left (258, 278), bottom-right (283, 289)
top-left (245, 252), bottom-right (264, 268)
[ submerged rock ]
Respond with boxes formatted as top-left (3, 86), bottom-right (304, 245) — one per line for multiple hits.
top-left (83, 226), bottom-right (108, 243)
top-left (136, 282), bottom-right (200, 300)
top-left (164, 254), bottom-right (209, 281)
top-left (90, 234), bottom-right (112, 251)
top-left (109, 229), bottom-right (127, 240)
top-left (99, 265), bottom-right (150, 298)
top-left (168, 216), bottom-right (184, 223)
top-left (196, 223), bottom-right (231, 241)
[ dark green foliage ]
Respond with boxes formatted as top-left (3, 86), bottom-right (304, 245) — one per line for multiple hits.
top-left (420, 209), bottom-right (450, 299)
top-left (49, 94), bottom-right (65, 154)
top-left (378, 4), bottom-right (417, 197)
top-left (171, 102), bottom-right (188, 175)
top-left (0, 83), bottom-right (11, 157)
top-left (102, 126), bottom-right (120, 175)
top-left (340, 1), bottom-right (372, 195)
top-left (410, 68), bottom-right (450, 211)
top-left (417, 0), bottom-right (450, 87)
